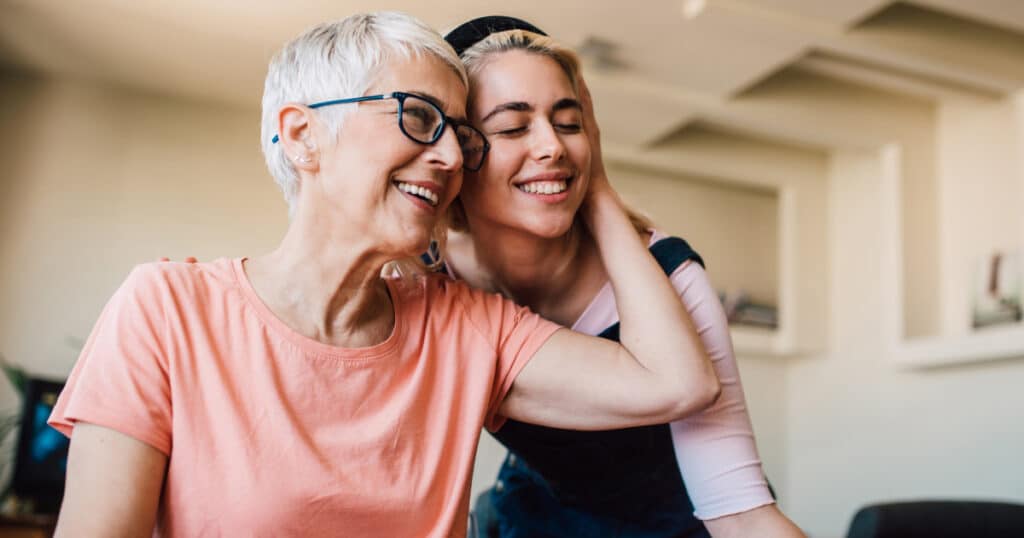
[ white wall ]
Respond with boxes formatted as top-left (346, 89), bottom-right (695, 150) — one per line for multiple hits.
top-left (782, 107), bottom-right (1024, 536)
top-left (0, 71), bottom-right (287, 381)
top-left (612, 164), bottom-right (780, 305)
top-left (936, 95), bottom-right (1024, 336)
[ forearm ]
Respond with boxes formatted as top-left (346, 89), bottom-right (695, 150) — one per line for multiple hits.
top-left (704, 504), bottom-right (806, 538)
top-left (581, 190), bottom-right (719, 414)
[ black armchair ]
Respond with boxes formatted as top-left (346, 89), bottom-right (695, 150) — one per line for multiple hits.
top-left (847, 500), bottom-right (1024, 538)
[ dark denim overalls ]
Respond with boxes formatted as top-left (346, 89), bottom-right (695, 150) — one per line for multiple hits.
top-left (474, 237), bottom-right (713, 538)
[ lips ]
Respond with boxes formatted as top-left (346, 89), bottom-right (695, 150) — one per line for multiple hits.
top-left (393, 180), bottom-right (441, 207)
top-left (517, 180), bottom-right (568, 194)
top-left (514, 171), bottom-right (573, 196)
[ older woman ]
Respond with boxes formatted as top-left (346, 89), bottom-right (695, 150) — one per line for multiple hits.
top-left (48, 12), bottom-right (718, 537)
top-left (443, 16), bottom-right (805, 538)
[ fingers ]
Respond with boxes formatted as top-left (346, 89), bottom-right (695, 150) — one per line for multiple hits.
top-left (156, 257), bottom-right (198, 263)
top-left (576, 73), bottom-right (608, 187)
top-left (577, 76), bottom-right (596, 126)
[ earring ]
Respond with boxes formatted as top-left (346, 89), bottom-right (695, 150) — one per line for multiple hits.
top-left (293, 155), bottom-right (312, 164)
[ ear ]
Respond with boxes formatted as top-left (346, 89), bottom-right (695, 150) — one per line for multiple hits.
top-left (277, 103), bottom-right (319, 173)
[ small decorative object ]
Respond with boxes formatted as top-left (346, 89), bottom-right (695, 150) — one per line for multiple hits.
top-left (718, 289), bottom-right (779, 329)
top-left (972, 250), bottom-right (1023, 329)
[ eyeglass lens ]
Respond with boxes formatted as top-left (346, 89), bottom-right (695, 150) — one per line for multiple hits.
top-left (399, 94), bottom-right (486, 171)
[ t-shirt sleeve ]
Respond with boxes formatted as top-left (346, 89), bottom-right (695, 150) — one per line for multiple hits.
top-left (666, 262), bottom-right (775, 519)
top-left (48, 264), bottom-right (174, 455)
top-left (452, 283), bottom-right (561, 432)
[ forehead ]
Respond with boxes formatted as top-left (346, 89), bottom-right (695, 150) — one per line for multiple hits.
top-left (469, 50), bottom-right (575, 112)
top-left (371, 53), bottom-right (468, 116)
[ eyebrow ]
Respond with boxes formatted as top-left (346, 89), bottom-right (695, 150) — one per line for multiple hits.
top-left (408, 91), bottom-right (468, 123)
top-left (480, 98), bottom-right (582, 124)
top-left (480, 102), bottom-right (532, 124)
top-left (552, 98), bottom-right (582, 113)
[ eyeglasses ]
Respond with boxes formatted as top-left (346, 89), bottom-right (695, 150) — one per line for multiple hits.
top-left (271, 91), bottom-right (490, 172)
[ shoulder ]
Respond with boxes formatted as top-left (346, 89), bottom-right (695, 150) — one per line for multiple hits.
top-left (406, 273), bottom-right (531, 331)
top-left (414, 272), bottom-right (493, 309)
top-left (118, 259), bottom-right (239, 311)
top-left (644, 230), bottom-right (703, 276)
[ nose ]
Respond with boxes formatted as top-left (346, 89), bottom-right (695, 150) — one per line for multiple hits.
top-left (426, 123), bottom-right (464, 172)
top-left (529, 120), bottom-right (566, 163)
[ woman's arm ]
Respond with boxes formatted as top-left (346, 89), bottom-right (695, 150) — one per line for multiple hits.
top-left (499, 194), bottom-right (718, 429)
top-left (48, 265), bottom-right (178, 536)
top-left (55, 423), bottom-right (167, 537)
top-left (658, 262), bottom-right (804, 536)
top-left (498, 77), bottom-right (720, 430)
top-left (705, 505), bottom-right (806, 538)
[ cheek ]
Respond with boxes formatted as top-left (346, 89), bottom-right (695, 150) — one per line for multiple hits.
top-left (469, 150), bottom-right (514, 195)
top-left (479, 141), bottom-right (523, 183)
top-left (567, 137), bottom-right (592, 171)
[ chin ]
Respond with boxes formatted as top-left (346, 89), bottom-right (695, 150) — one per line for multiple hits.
top-left (376, 225), bottom-right (434, 260)
top-left (400, 234), bottom-right (433, 258)
top-left (522, 216), bottom-right (577, 240)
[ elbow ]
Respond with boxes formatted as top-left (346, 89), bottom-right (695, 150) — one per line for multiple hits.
top-left (666, 373), bottom-right (721, 420)
top-left (700, 377), bottom-right (722, 411)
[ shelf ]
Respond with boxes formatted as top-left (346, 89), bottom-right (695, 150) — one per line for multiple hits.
top-left (874, 89), bottom-right (1024, 369)
top-left (606, 137), bottom-right (830, 362)
top-left (893, 323), bottom-right (1024, 368)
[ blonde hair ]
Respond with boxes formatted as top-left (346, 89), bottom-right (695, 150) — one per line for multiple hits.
top-left (452, 29), bottom-right (653, 236)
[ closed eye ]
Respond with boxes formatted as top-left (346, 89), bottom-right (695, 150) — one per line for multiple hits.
top-left (494, 126), bottom-right (528, 136)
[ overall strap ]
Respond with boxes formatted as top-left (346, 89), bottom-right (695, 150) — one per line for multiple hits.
top-left (597, 236), bottom-right (704, 341)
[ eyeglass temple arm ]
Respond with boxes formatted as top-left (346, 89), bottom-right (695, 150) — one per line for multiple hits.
top-left (270, 94), bottom-right (391, 144)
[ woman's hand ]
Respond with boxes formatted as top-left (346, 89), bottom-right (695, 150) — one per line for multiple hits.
top-left (577, 74), bottom-right (624, 232)
top-left (577, 74), bottom-right (612, 198)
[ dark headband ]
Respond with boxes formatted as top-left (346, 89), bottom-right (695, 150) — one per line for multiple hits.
top-left (444, 15), bottom-right (547, 56)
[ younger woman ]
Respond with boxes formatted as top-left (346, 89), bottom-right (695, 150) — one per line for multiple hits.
top-left (444, 16), bottom-right (805, 538)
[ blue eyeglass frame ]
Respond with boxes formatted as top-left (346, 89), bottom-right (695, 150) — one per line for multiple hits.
top-left (271, 91), bottom-right (490, 171)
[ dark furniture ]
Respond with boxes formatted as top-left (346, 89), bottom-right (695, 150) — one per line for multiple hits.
top-left (11, 378), bottom-right (68, 516)
top-left (847, 500), bottom-right (1024, 538)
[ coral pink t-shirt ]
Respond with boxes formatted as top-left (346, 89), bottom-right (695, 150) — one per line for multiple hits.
top-left (49, 259), bottom-right (560, 537)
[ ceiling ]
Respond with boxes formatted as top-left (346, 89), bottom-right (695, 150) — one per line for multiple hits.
top-left (2, 0), bottom-right (1023, 155)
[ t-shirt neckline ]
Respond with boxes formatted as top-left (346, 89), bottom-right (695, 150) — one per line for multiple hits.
top-left (230, 258), bottom-right (404, 360)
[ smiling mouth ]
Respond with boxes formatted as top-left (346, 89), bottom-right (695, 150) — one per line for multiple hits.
top-left (394, 181), bottom-right (440, 207)
top-left (516, 179), bottom-right (570, 195)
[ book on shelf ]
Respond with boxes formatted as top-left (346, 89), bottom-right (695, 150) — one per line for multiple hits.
top-left (718, 289), bottom-right (778, 329)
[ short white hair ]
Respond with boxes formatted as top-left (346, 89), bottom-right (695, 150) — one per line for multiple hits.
top-left (260, 12), bottom-right (468, 215)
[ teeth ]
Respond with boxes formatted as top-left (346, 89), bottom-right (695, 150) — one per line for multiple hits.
top-left (517, 181), bottom-right (568, 195)
top-left (395, 182), bottom-right (439, 206)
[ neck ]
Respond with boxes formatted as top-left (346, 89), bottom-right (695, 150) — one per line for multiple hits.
top-left (459, 220), bottom-right (607, 326)
top-left (246, 205), bottom-right (397, 348)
